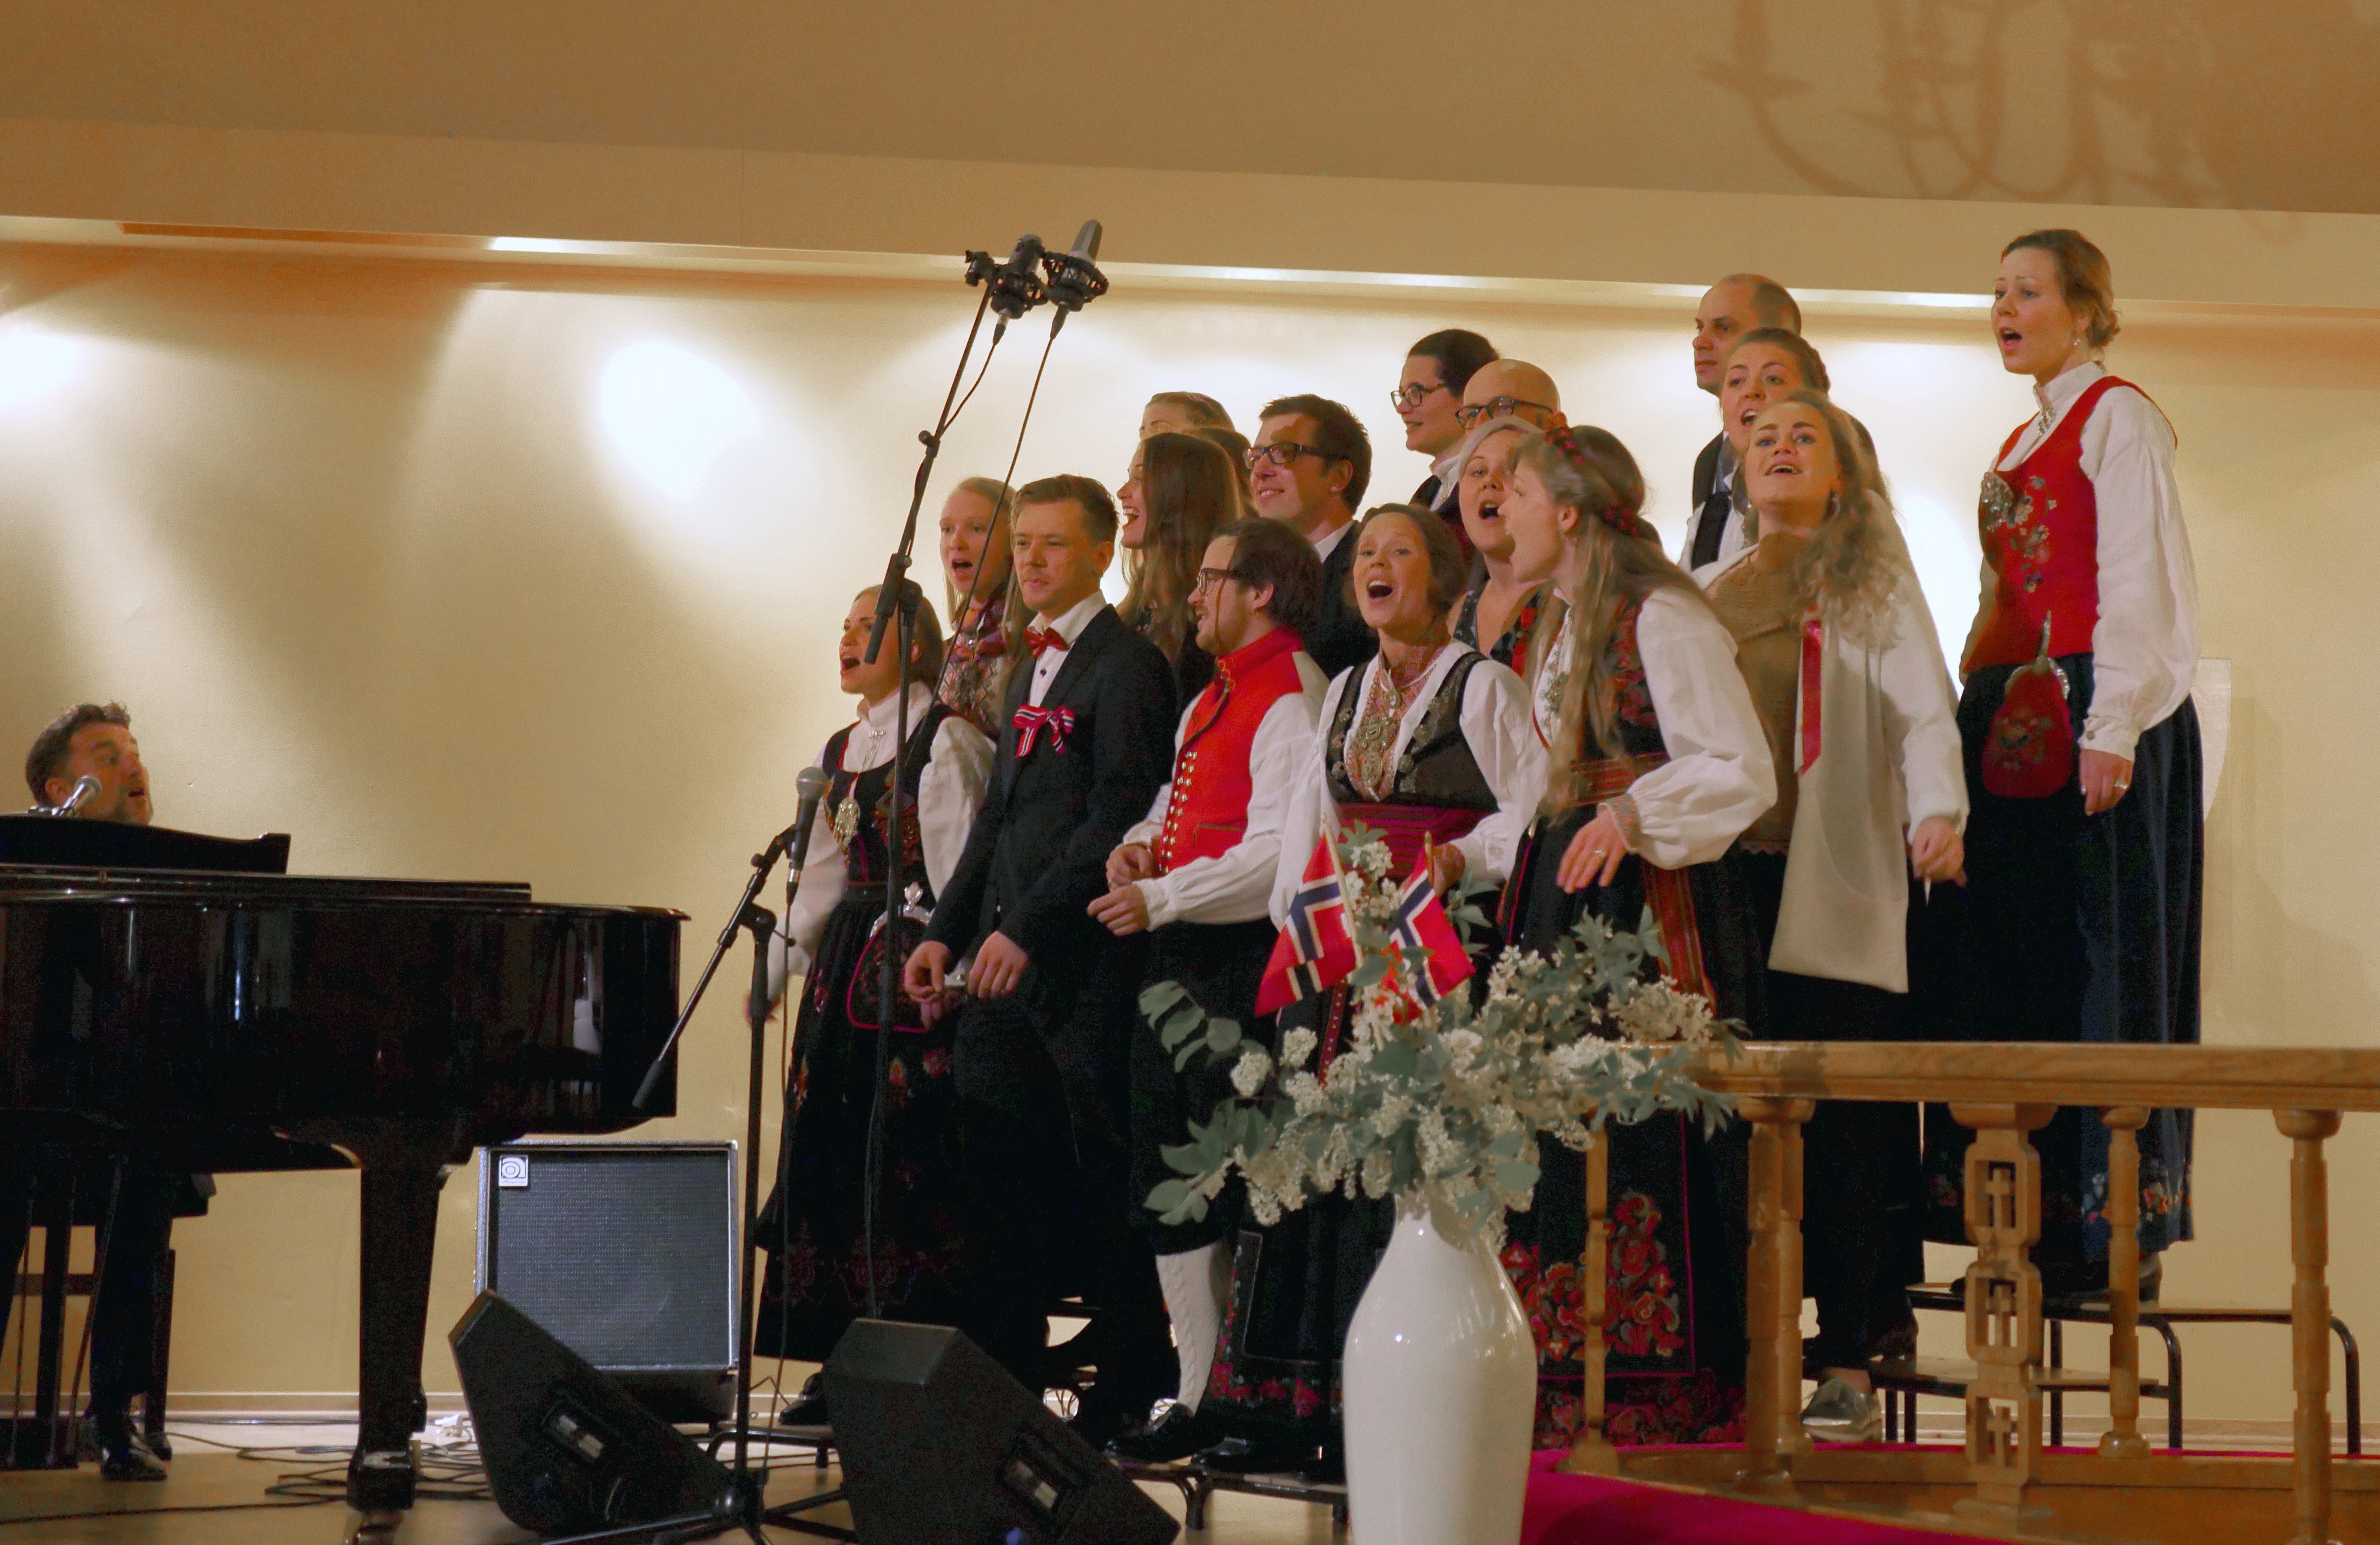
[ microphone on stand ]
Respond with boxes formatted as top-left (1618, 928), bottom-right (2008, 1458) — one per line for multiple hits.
top-left (784, 766), bottom-right (833, 879)
top-left (39, 775), bottom-right (100, 818)
top-left (1044, 219), bottom-right (1108, 335)
top-left (979, 232), bottom-right (1049, 322)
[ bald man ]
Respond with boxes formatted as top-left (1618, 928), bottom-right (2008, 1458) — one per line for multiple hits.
top-left (1686, 274), bottom-right (1801, 568)
top-left (1459, 359), bottom-right (1568, 434)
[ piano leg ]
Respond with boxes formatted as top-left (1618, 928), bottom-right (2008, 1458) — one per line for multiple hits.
top-left (349, 1163), bottom-right (444, 1521)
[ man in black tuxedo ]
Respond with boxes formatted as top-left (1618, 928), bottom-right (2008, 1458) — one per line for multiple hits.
top-left (1684, 274), bottom-right (1803, 570)
top-left (1248, 394), bottom-right (1375, 683)
top-left (904, 475), bottom-right (1178, 1437)
top-left (1394, 329), bottom-right (1496, 533)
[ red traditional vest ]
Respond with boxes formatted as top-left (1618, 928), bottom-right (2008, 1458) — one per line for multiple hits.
top-left (1966, 374), bottom-right (2137, 671)
top-left (1155, 627), bottom-right (1309, 874)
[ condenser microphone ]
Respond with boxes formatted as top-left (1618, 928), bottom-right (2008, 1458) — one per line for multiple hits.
top-left (1046, 219), bottom-right (1108, 335)
top-left (784, 766), bottom-right (833, 879)
top-left (44, 775), bottom-right (100, 817)
top-left (983, 232), bottom-right (1049, 322)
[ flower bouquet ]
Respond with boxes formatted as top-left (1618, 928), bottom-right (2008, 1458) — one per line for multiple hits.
top-left (1142, 825), bottom-right (1738, 1242)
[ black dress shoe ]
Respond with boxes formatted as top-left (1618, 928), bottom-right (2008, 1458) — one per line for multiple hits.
top-left (1195, 1434), bottom-right (1315, 1475)
top-left (100, 1440), bottom-right (168, 1482)
top-left (776, 1371), bottom-right (831, 1428)
top-left (1106, 1403), bottom-right (1221, 1464)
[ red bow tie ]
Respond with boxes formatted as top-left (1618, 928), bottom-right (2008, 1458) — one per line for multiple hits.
top-left (1026, 627), bottom-right (1068, 658)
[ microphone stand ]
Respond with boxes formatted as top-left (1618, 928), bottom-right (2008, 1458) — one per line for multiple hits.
top-left (584, 233), bottom-right (1090, 1545)
top-left (557, 802), bottom-right (842, 1545)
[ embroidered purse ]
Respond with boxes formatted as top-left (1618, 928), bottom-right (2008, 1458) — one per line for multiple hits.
top-left (1981, 617), bottom-right (2076, 799)
top-left (844, 884), bottom-right (936, 1033)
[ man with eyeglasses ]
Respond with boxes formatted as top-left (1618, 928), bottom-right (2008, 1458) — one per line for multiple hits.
top-left (1088, 518), bottom-right (1327, 1463)
top-left (1393, 330), bottom-right (1497, 529)
top-left (1245, 393), bottom-right (1376, 681)
top-left (1456, 358), bottom-right (1569, 436)
top-left (1685, 274), bottom-right (1803, 568)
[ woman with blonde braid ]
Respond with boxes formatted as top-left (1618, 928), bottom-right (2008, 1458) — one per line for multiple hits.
top-left (1497, 424), bottom-right (1776, 1450)
top-left (1702, 390), bottom-right (1965, 1439)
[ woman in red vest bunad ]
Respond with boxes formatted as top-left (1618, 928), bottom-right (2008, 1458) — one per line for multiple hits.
top-left (1921, 229), bottom-right (2204, 1302)
top-left (1703, 390), bottom-right (1966, 1441)
top-left (1495, 423), bottom-right (1777, 1451)
top-left (1196, 504), bottom-right (1545, 1478)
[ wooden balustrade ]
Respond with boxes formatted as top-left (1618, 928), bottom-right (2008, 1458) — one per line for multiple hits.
top-left (1559, 1042), bottom-right (2380, 1543)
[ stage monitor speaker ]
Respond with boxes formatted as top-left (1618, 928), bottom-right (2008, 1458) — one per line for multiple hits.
top-left (823, 1319), bottom-right (1179, 1545)
top-left (451, 1290), bottom-right (730, 1536)
top-left (477, 1140), bottom-right (739, 1422)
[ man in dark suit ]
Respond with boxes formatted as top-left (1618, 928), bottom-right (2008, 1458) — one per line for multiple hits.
top-left (1394, 329), bottom-right (1496, 532)
top-left (1684, 274), bottom-right (1803, 569)
top-left (904, 475), bottom-right (1178, 1437)
top-left (1248, 394), bottom-right (1375, 683)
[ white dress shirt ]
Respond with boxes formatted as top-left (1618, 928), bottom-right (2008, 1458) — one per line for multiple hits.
top-left (1122, 650), bottom-right (1329, 929)
top-left (1271, 646), bottom-right (1547, 924)
top-left (1971, 360), bottom-right (2198, 760)
top-left (775, 683), bottom-right (996, 984)
top-left (1545, 587), bottom-right (1777, 871)
top-left (1026, 591), bottom-right (1111, 708)
top-left (1310, 520), bottom-right (1354, 563)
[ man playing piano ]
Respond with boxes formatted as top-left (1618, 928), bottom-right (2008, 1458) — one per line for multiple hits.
top-left (7, 703), bottom-right (194, 1479)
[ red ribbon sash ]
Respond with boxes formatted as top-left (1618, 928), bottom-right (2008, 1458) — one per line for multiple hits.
top-left (1799, 614), bottom-right (1824, 775)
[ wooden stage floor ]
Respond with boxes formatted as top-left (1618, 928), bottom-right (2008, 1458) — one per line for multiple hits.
top-left (0, 1424), bottom-right (1346, 1544)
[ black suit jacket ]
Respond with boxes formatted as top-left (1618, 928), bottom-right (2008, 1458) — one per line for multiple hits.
top-left (926, 607), bottom-right (1177, 973)
top-left (1303, 528), bottom-right (1379, 684)
top-left (1684, 432), bottom-right (1728, 567)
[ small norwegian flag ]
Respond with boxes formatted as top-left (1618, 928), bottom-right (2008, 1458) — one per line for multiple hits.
top-left (1387, 843), bottom-right (1475, 1008)
top-left (1256, 835), bottom-right (1358, 1015)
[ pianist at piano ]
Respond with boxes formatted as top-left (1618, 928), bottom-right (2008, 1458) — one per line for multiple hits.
top-left (25, 702), bottom-right (150, 827)
top-left (5, 701), bottom-right (200, 1482)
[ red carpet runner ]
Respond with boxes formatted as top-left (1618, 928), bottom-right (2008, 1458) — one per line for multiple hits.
top-left (1522, 1450), bottom-right (1975, 1544)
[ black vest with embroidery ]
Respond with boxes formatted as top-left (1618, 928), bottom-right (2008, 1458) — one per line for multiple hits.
top-left (1324, 653), bottom-right (1499, 812)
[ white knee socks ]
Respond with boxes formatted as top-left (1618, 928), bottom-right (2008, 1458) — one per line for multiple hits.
top-left (1153, 1242), bottom-right (1229, 1413)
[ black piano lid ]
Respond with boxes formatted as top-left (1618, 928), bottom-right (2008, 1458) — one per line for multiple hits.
top-left (0, 813), bottom-right (291, 873)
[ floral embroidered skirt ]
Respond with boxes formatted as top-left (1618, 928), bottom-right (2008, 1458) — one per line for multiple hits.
top-left (1920, 662), bottom-right (2202, 1262)
top-left (1499, 807), bottom-right (1764, 1449)
top-left (753, 892), bottom-right (969, 1361)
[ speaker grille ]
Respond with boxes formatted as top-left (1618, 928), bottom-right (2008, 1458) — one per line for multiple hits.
top-left (481, 1144), bottom-right (735, 1371)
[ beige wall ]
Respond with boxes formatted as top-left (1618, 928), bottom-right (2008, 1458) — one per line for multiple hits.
top-left (3, 231), bottom-right (2378, 1424)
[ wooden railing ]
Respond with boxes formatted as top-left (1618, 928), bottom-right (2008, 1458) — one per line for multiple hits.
top-left (1560, 1043), bottom-right (2380, 1545)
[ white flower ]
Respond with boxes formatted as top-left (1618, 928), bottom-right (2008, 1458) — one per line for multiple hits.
top-left (1612, 979), bottom-right (1718, 1047)
top-left (1280, 1028), bottom-right (1318, 1069)
top-left (1231, 1046), bottom-right (1274, 1097)
top-left (1284, 1071), bottom-right (1327, 1116)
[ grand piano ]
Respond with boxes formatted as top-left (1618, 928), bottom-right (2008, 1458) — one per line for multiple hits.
top-left (0, 814), bottom-right (682, 1527)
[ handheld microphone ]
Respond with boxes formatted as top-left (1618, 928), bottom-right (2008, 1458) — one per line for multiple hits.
top-left (1044, 219), bottom-right (1108, 335)
top-left (785, 766), bottom-right (833, 879)
top-left (45, 775), bottom-right (101, 818)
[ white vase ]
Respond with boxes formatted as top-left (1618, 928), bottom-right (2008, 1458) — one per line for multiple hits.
top-left (1342, 1197), bottom-right (1538, 1545)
